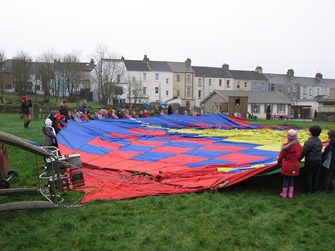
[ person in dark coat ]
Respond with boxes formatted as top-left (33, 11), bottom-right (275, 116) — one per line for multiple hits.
top-left (277, 129), bottom-right (303, 198)
top-left (59, 100), bottom-right (70, 122)
top-left (168, 104), bottom-right (173, 115)
top-left (321, 129), bottom-right (335, 191)
top-left (300, 125), bottom-right (322, 194)
top-left (42, 118), bottom-right (57, 146)
top-left (21, 96), bottom-right (32, 128)
top-left (48, 110), bottom-right (60, 134)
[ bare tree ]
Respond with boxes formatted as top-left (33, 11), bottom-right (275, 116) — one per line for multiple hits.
top-left (91, 44), bottom-right (125, 106)
top-left (128, 76), bottom-right (142, 104)
top-left (60, 52), bottom-right (81, 97)
top-left (0, 51), bottom-right (6, 103)
top-left (11, 52), bottom-right (32, 99)
top-left (36, 50), bottom-right (57, 107)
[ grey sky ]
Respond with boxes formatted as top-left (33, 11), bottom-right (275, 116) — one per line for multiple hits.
top-left (2, 0), bottom-right (335, 78)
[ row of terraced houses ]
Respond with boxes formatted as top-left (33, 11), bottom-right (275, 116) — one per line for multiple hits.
top-left (2, 55), bottom-right (335, 120)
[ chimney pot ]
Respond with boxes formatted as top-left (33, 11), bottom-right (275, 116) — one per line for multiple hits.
top-left (185, 58), bottom-right (191, 67)
top-left (143, 55), bottom-right (149, 62)
top-left (315, 73), bottom-right (323, 80)
top-left (287, 69), bottom-right (294, 77)
top-left (255, 66), bottom-right (263, 73)
top-left (222, 64), bottom-right (229, 71)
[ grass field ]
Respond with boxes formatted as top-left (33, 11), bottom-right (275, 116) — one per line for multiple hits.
top-left (1, 114), bottom-right (335, 250)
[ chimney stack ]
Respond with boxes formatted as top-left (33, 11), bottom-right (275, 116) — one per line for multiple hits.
top-left (287, 69), bottom-right (294, 77)
top-left (255, 66), bottom-right (263, 73)
top-left (185, 58), bottom-right (191, 68)
top-left (222, 64), bottom-right (229, 71)
top-left (315, 73), bottom-right (323, 80)
top-left (143, 55), bottom-right (149, 62)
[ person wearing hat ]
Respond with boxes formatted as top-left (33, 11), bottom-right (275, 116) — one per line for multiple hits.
top-left (277, 129), bottom-right (303, 198)
top-left (21, 96), bottom-right (32, 128)
top-left (59, 99), bottom-right (70, 122)
top-left (48, 110), bottom-right (60, 134)
top-left (42, 118), bottom-right (57, 146)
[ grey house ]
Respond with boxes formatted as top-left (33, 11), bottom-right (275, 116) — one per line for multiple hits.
top-left (200, 90), bottom-right (293, 119)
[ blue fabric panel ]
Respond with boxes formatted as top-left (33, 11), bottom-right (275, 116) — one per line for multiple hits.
top-left (183, 149), bottom-right (231, 158)
top-left (163, 142), bottom-right (206, 148)
top-left (118, 144), bottom-right (157, 152)
top-left (212, 141), bottom-right (262, 148)
top-left (132, 151), bottom-right (176, 162)
top-left (238, 149), bottom-right (279, 158)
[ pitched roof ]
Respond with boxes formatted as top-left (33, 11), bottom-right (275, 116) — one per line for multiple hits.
top-left (124, 60), bottom-right (150, 71)
top-left (148, 61), bottom-right (171, 72)
top-left (192, 66), bottom-right (233, 78)
top-left (229, 70), bottom-right (268, 81)
top-left (264, 73), bottom-right (335, 87)
top-left (202, 90), bottom-right (293, 104)
top-left (166, 62), bottom-right (194, 73)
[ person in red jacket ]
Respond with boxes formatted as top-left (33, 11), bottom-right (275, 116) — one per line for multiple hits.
top-left (277, 129), bottom-right (303, 198)
top-left (131, 111), bottom-right (138, 118)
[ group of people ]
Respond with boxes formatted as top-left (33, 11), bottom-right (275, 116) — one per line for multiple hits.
top-left (277, 126), bottom-right (335, 198)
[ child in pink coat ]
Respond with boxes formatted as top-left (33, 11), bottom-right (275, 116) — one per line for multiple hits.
top-left (277, 129), bottom-right (303, 198)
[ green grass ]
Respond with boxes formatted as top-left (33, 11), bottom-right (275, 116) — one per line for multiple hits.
top-left (1, 114), bottom-right (335, 250)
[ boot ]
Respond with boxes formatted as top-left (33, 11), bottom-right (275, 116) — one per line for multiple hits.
top-left (280, 187), bottom-right (288, 198)
top-left (26, 120), bottom-right (30, 128)
top-left (288, 186), bottom-right (294, 199)
top-left (24, 123), bottom-right (27, 128)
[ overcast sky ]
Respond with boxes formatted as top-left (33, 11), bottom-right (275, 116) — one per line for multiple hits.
top-left (1, 0), bottom-right (335, 78)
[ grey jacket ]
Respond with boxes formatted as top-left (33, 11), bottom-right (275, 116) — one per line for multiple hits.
top-left (300, 136), bottom-right (322, 163)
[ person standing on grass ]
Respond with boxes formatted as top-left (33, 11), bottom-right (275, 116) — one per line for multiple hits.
top-left (59, 99), bottom-right (70, 122)
top-left (79, 99), bottom-right (87, 113)
top-left (21, 96), bottom-right (32, 129)
top-left (42, 118), bottom-right (57, 147)
top-left (277, 129), bottom-right (302, 198)
top-left (300, 125), bottom-right (322, 194)
top-left (321, 129), bottom-right (335, 191)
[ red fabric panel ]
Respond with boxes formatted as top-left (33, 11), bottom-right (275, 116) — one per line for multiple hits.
top-left (130, 140), bottom-right (167, 147)
top-left (215, 152), bottom-right (269, 162)
top-left (151, 146), bottom-right (194, 154)
top-left (127, 127), bottom-right (167, 136)
top-left (108, 133), bottom-right (140, 140)
top-left (87, 137), bottom-right (123, 150)
top-left (159, 155), bottom-right (209, 165)
top-left (200, 145), bottom-right (249, 152)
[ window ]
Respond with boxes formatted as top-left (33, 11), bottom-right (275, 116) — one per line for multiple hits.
top-left (219, 79), bottom-right (222, 86)
top-left (132, 90), bottom-right (135, 95)
top-left (237, 81), bottom-right (240, 89)
top-left (252, 104), bottom-right (260, 113)
top-left (155, 73), bottom-right (159, 80)
top-left (143, 87), bottom-right (147, 95)
top-left (323, 88), bottom-right (327, 95)
top-left (288, 87), bottom-right (290, 93)
top-left (166, 90), bottom-right (169, 96)
top-left (117, 74), bottom-right (121, 83)
top-left (186, 87), bottom-right (191, 97)
top-left (244, 82), bottom-right (247, 88)
top-left (235, 98), bottom-right (240, 106)
top-left (198, 78), bottom-right (202, 87)
top-left (177, 90), bottom-right (180, 97)
top-left (186, 101), bottom-right (190, 108)
top-left (271, 84), bottom-right (275, 91)
top-left (186, 74), bottom-right (191, 83)
top-left (155, 87), bottom-right (159, 94)
top-left (198, 90), bottom-right (202, 98)
top-left (303, 87), bottom-right (307, 95)
top-left (277, 104), bottom-right (286, 113)
top-left (132, 77), bottom-right (136, 82)
top-left (227, 80), bottom-right (230, 88)
top-left (177, 74), bottom-right (180, 82)
top-left (331, 89), bottom-right (334, 96)
top-left (309, 88), bottom-right (312, 96)
top-left (166, 78), bottom-right (169, 84)
top-left (209, 79), bottom-right (212, 86)
top-left (293, 85), bottom-right (297, 92)
top-left (317, 88), bottom-right (320, 95)
top-left (143, 73), bottom-right (146, 81)
top-left (279, 86), bottom-right (282, 92)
